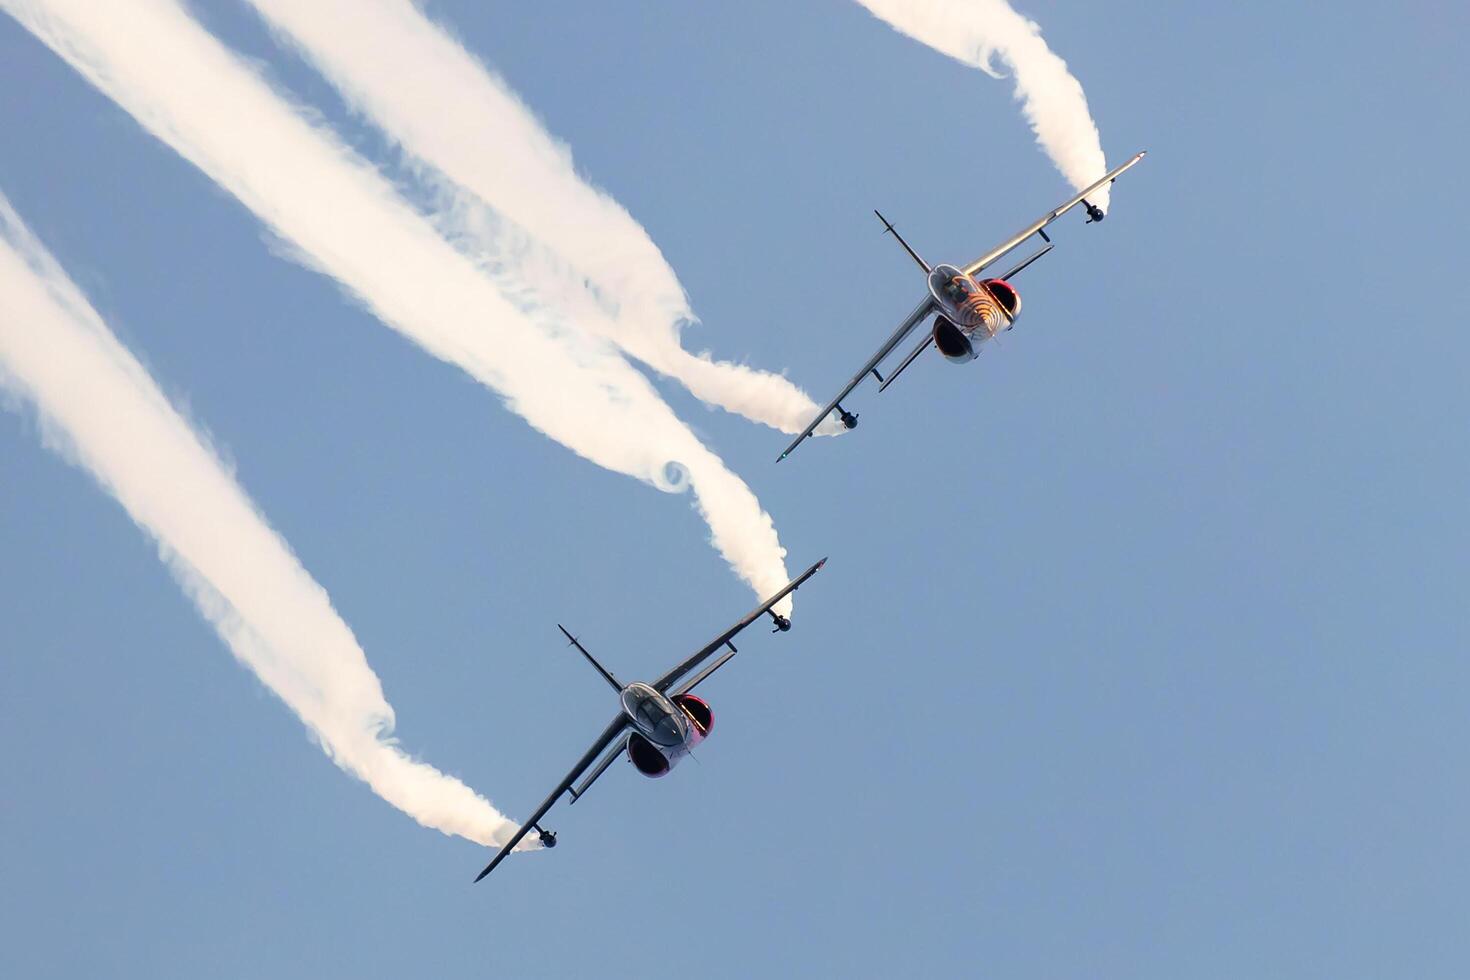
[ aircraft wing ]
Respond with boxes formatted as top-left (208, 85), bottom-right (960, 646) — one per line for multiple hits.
top-left (961, 151), bottom-right (1147, 278)
top-left (777, 297), bottom-right (935, 461)
top-left (652, 558), bottom-right (827, 693)
top-left (472, 713), bottom-right (629, 883)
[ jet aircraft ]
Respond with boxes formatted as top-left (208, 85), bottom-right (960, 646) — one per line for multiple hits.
top-left (472, 558), bottom-right (826, 882)
top-left (777, 152), bottom-right (1147, 461)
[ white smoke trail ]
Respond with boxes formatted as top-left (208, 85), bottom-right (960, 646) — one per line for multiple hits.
top-left (0, 190), bottom-right (514, 846)
top-left (853, 0), bottom-right (1113, 211)
top-left (241, 0), bottom-right (839, 436)
top-left (2, 0), bottom-right (798, 615)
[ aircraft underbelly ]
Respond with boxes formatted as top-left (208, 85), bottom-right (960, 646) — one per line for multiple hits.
top-left (952, 298), bottom-right (1004, 337)
top-left (659, 739), bottom-right (691, 771)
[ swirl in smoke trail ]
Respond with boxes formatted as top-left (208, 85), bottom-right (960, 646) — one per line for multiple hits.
top-left (242, 0), bottom-right (845, 437)
top-left (1, 0), bottom-right (800, 615)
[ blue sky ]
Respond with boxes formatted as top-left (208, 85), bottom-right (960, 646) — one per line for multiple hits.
top-left (1, 1), bottom-right (1467, 976)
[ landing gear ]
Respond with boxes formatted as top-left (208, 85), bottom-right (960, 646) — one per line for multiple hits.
top-left (836, 404), bottom-right (858, 429)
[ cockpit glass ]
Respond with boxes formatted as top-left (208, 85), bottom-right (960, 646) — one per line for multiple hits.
top-left (637, 698), bottom-right (663, 728)
top-left (930, 267), bottom-right (969, 303)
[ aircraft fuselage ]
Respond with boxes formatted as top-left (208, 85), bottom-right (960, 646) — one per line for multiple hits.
top-left (619, 682), bottom-right (711, 777)
top-left (925, 264), bottom-right (1021, 363)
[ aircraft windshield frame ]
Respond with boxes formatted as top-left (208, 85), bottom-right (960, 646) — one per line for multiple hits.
top-left (621, 685), bottom-right (684, 746)
top-left (929, 266), bottom-right (969, 303)
top-left (636, 697), bottom-right (665, 729)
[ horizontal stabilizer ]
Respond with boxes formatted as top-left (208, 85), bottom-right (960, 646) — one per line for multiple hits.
top-left (878, 332), bottom-right (935, 393)
top-left (569, 736), bottom-right (627, 804)
top-left (997, 242), bottom-right (1053, 281)
top-left (672, 648), bottom-right (738, 697)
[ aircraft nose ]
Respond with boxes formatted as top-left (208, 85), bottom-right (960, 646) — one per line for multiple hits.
top-left (649, 713), bottom-right (683, 747)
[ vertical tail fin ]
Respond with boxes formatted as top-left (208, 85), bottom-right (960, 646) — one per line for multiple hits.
top-left (557, 625), bottom-right (622, 692)
top-left (874, 210), bottom-right (931, 273)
